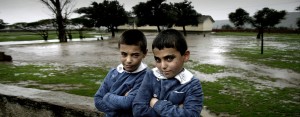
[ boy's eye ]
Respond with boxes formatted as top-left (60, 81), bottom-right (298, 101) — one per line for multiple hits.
top-left (154, 57), bottom-right (161, 63)
top-left (121, 52), bottom-right (127, 57)
top-left (165, 56), bottom-right (174, 62)
top-left (132, 54), bottom-right (140, 58)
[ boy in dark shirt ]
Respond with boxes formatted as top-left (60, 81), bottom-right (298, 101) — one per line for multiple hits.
top-left (133, 29), bottom-right (203, 117)
top-left (94, 29), bottom-right (148, 117)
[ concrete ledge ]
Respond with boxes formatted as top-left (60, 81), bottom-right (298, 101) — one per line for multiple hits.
top-left (0, 84), bottom-right (104, 117)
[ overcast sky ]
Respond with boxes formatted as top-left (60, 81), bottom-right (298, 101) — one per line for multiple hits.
top-left (0, 0), bottom-right (299, 24)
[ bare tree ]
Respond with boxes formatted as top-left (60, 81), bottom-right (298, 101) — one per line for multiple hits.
top-left (40, 0), bottom-right (73, 42)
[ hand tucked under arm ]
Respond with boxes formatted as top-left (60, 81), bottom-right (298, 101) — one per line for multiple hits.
top-left (124, 89), bottom-right (132, 96)
top-left (150, 97), bottom-right (158, 108)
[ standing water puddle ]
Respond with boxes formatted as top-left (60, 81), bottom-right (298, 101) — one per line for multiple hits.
top-left (0, 34), bottom-right (299, 87)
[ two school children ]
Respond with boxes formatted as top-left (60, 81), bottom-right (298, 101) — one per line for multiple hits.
top-left (94, 29), bottom-right (203, 117)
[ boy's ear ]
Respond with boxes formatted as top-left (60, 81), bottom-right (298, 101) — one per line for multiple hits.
top-left (143, 49), bottom-right (148, 58)
top-left (183, 50), bottom-right (190, 62)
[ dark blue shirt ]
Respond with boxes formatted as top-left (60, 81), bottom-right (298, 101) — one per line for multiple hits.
top-left (94, 63), bottom-right (147, 117)
top-left (133, 68), bottom-right (203, 117)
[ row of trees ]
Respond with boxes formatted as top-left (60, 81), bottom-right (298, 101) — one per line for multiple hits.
top-left (1, 0), bottom-right (200, 42)
top-left (228, 6), bottom-right (300, 54)
top-left (229, 7), bottom-right (287, 39)
top-left (229, 7), bottom-right (286, 54)
top-left (76, 0), bottom-right (200, 37)
top-left (7, 17), bottom-right (93, 41)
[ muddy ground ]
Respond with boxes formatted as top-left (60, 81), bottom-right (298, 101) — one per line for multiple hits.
top-left (1, 33), bottom-right (299, 88)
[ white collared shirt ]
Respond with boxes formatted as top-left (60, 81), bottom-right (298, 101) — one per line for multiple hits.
top-left (152, 67), bottom-right (193, 84)
top-left (116, 62), bottom-right (147, 73)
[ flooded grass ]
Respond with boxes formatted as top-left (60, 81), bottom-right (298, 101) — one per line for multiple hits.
top-left (0, 31), bottom-right (102, 42)
top-left (0, 32), bottom-right (56, 41)
top-left (190, 59), bottom-right (299, 116)
top-left (214, 32), bottom-right (300, 39)
top-left (228, 46), bottom-right (300, 73)
top-left (0, 63), bottom-right (108, 97)
top-left (1, 59), bottom-right (299, 116)
top-left (192, 64), bottom-right (227, 74)
top-left (202, 77), bottom-right (300, 117)
top-left (219, 32), bottom-right (300, 73)
top-left (213, 32), bottom-right (257, 36)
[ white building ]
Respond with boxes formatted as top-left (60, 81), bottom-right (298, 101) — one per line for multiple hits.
top-left (118, 15), bottom-right (215, 32)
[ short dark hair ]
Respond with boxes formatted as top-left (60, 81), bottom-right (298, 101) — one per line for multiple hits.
top-left (118, 29), bottom-right (147, 54)
top-left (152, 29), bottom-right (187, 55)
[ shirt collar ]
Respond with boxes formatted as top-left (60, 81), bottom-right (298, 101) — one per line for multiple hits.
top-left (117, 62), bottom-right (147, 73)
top-left (152, 67), bottom-right (193, 84)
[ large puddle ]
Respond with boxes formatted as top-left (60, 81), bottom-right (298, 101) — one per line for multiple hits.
top-left (0, 33), bottom-right (299, 88)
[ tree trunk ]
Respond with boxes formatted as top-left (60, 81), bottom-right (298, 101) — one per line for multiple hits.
top-left (260, 29), bottom-right (264, 54)
top-left (78, 29), bottom-right (83, 39)
top-left (183, 26), bottom-right (187, 36)
top-left (256, 31), bottom-right (261, 39)
top-left (68, 33), bottom-right (72, 40)
top-left (54, 0), bottom-right (67, 42)
top-left (156, 25), bottom-right (161, 32)
top-left (110, 25), bottom-right (115, 38)
top-left (41, 30), bottom-right (48, 41)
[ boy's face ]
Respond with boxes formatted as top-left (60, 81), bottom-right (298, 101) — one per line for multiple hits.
top-left (153, 47), bottom-right (190, 78)
top-left (119, 44), bottom-right (146, 72)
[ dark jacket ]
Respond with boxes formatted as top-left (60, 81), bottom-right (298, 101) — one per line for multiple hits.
top-left (133, 68), bottom-right (203, 117)
top-left (94, 63), bottom-right (147, 117)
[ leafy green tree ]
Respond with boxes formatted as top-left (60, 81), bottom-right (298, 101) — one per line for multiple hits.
top-left (0, 19), bottom-right (6, 29)
top-left (75, 2), bottom-right (101, 27)
top-left (250, 7), bottom-right (286, 39)
top-left (40, 0), bottom-right (73, 42)
top-left (172, 0), bottom-right (200, 36)
top-left (132, 2), bottom-right (152, 27)
top-left (229, 8), bottom-right (250, 29)
top-left (133, 0), bottom-right (172, 32)
top-left (76, 0), bottom-right (128, 37)
top-left (249, 7), bottom-right (286, 54)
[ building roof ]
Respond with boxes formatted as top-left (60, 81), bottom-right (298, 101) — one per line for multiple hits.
top-left (198, 15), bottom-right (215, 23)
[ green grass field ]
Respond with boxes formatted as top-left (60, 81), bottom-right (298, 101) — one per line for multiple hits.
top-left (0, 31), bottom-right (103, 42)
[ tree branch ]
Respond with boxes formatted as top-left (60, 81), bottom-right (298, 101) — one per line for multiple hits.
top-left (40, 0), bottom-right (57, 14)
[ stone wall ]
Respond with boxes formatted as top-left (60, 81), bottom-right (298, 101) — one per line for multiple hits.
top-left (0, 84), bottom-right (105, 117)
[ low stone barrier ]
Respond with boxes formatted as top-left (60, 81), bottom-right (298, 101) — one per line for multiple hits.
top-left (0, 84), bottom-right (105, 117)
